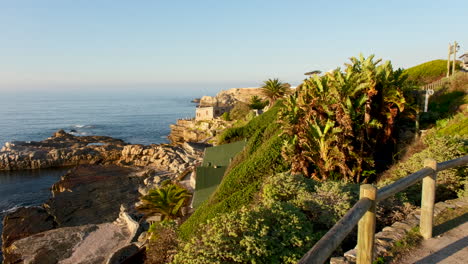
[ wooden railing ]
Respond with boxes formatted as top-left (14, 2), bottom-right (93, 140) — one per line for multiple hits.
top-left (298, 155), bottom-right (468, 264)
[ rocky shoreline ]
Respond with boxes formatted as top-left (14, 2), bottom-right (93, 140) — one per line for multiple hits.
top-left (1, 88), bottom-right (262, 263)
top-left (1, 130), bottom-right (204, 264)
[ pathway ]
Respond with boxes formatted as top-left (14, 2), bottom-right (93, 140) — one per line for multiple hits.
top-left (398, 209), bottom-right (468, 264)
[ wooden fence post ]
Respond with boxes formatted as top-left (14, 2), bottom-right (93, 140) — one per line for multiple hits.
top-left (357, 184), bottom-right (377, 264)
top-left (421, 158), bottom-right (437, 239)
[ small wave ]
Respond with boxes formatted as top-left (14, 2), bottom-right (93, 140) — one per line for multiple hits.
top-left (72, 124), bottom-right (95, 129)
top-left (0, 205), bottom-right (21, 214)
top-left (0, 205), bottom-right (41, 215)
top-left (69, 131), bottom-right (89, 136)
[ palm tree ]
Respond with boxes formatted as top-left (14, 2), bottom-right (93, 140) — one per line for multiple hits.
top-left (261, 78), bottom-right (288, 106)
top-left (139, 183), bottom-right (191, 220)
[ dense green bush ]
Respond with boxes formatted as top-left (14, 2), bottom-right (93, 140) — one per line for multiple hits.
top-left (262, 173), bottom-right (358, 229)
top-left (172, 202), bottom-right (317, 264)
top-left (229, 102), bottom-right (251, 121)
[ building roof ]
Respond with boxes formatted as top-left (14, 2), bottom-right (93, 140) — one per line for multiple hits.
top-left (202, 140), bottom-right (246, 167)
top-left (192, 166), bottom-right (226, 208)
top-left (459, 53), bottom-right (468, 59)
top-left (192, 140), bottom-right (247, 208)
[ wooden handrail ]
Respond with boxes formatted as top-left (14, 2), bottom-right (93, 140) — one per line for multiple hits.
top-left (299, 198), bottom-right (372, 264)
top-left (377, 167), bottom-right (432, 202)
top-left (298, 155), bottom-right (468, 264)
top-left (437, 155), bottom-right (468, 171)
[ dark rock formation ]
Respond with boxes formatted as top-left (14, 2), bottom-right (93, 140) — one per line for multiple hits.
top-left (46, 165), bottom-right (141, 227)
top-left (1, 165), bottom-right (142, 263)
top-left (1, 207), bottom-right (56, 251)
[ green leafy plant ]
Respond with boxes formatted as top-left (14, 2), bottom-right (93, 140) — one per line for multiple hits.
top-left (280, 54), bottom-right (407, 182)
top-left (139, 183), bottom-right (191, 220)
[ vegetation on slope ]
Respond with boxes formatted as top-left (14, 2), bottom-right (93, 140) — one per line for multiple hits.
top-left (178, 102), bottom-right (289, 240)
top-left (174, 173), bottom-right (359, 263)
top-left (149, 56), bottom-right (467, 264)
top-left (404, 59), bottom-right (459, 85)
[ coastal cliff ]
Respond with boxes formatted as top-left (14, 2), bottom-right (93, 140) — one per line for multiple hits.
top-left (169, 87), bottom-right (265, 144)
top-left (199, 87), bottom-right (265, 107)
top-left (168, 119), bottom-right (232, 144)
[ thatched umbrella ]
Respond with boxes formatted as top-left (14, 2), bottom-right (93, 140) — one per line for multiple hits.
top-left (304, 70), bottom-right (322, 76)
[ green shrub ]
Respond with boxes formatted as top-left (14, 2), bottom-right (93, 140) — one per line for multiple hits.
top-left (378, 135), bottom-right (467, 203)
top-left (305, 181), bottom-right (358, 228)
top-left (249, 95), bottom-right (268, 110)
top-left (261, 173), bottom-right (358, 229)
top-left (220, 111), bottom-right (231, 121)
top-left (229, 102), bottom-right (251, 121)
top-left (172, 202), bottom-right (317, 264)
top-left (261, 173), bottom-right (315, 205)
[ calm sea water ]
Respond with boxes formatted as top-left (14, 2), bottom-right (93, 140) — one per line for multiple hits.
top-left (0, 91), bottom-right (198, 258)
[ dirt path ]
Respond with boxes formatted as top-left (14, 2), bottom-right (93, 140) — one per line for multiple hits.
top-left (398, 212), bottom-right (468, 264)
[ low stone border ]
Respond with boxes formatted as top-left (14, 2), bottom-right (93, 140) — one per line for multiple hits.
top-left (330, 196), bottom-right (468, 264)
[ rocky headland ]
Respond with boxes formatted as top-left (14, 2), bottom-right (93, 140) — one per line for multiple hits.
top-left (169, 87), bottom-right (265, 144)
top-left (1, 130), bottom-right (204, 264)
top-left (198, 87), bottom-right (265, 107)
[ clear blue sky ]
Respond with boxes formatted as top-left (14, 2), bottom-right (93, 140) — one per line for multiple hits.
top-left (1, 0), bottom-right (467, 94)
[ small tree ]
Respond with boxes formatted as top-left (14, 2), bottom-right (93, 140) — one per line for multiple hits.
top-left (262, 78), bottom-right (289, 106)
top-left (249, 95), bottom-right (268, 110)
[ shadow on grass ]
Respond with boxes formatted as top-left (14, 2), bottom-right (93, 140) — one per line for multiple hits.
top-left (414, 236), bottom-right (468, 264)
top-left (433, 212), bottom-right (468, 236)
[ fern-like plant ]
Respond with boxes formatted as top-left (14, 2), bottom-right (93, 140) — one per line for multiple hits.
top-left (139, 182), bottom-right (191, 220)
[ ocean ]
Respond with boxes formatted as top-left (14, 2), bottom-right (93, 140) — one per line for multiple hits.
top-left (0, 91), bottom-right (199, 258)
